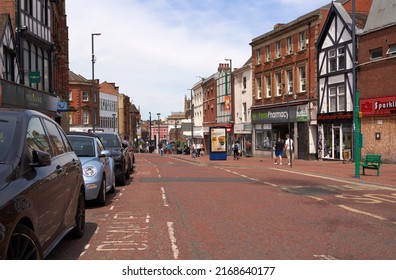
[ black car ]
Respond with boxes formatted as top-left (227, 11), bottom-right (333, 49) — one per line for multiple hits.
top-left (96, 132), bottom-right (131, 185)
top-left (0, 109), bottom-right (85, 259)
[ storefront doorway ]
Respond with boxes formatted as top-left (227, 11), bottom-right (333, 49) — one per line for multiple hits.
top-left (318, 124), bottom-right (351, 160)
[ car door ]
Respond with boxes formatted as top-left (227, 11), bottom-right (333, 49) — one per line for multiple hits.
top-left (25, 117), bottom-right (64, 247)
top-left (96, 138), bottom-right (112, 188)
top-left (42, 119), bottom-right (81, 231)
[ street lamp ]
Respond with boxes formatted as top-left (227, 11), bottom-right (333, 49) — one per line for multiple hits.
top-left (188, 88), bottom-right (194, 148)
top-left (112, 113), bottom-right (116, 132)
top-left (157, 112), bottom-right (161, 154)
top-left (286, 91), bottom-right (297, 168)
top-left (149, 112), bottom-right (152, 152)
top-left (91, 33), bottom-right (101, 132)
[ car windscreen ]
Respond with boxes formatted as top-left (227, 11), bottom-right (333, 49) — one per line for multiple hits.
top-left (68, 136), bottom-right (95, 157)
top-left (0, 116), bottom-right (17, 163)
top-left (98, 134), bottom-right (120, 148)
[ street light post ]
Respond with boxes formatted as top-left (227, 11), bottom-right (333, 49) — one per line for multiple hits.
top-left (157, 113), bottom-right (161, 154)
top-left (149, 112), bottom-right (152, 153)
top-left (112, 113), bottom-right (116, 132)
top-left (188, 88), bottom-right (194, 148)
top-left (91, 33), bottom-right (101, 132)
top-left (286, 91), bottom-right (296, 168)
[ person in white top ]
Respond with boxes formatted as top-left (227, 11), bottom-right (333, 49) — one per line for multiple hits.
top-left (284, 134), bottom-right (294, 165)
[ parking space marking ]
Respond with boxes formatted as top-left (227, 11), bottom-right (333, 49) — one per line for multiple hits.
top-left (167, 222), bottom-right (180, 259)
top-left (96, 212), bottom-right (150, 252)
top-left (314, 254), bottom-right (337, 260)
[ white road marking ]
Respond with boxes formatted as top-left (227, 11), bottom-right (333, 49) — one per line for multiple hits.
top-left (161, 187), bottom-right (169, 207)
top-left (314, 254), bottom-right (337, 260)
top-left (167, 222), bottom-right (180, 259)
top-left (337, 204), bottom-right (387, 221)
top-left (109, 205), bottom-right (115, 211)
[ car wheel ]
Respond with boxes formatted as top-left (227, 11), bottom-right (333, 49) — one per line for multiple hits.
top-left (7, 224), bottom-right (43, 260)
top-left (109, 173), bottom-right (116, 193)
top-left (69, 189), bottom-right (85, 238)
top-left (95, 177), bottom-right (106, 206)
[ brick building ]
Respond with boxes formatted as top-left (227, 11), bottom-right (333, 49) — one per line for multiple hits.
top-left (0, 0), bottom-right (69, 127)
top-left (358, 0), bottom-right (396, 163)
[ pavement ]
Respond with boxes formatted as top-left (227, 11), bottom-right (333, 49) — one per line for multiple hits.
top-left (169, 153), bottom-right (395, 188)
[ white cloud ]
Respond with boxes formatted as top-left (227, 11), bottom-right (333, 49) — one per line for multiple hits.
top-left (67, 0), bottom-right (330, 119)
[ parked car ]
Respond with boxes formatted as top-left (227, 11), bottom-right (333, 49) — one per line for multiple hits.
top-left (96, 132), bottom-right (131, 185)
top-left (123, 140), bottom-right (135, 166)
top-left (0, 109), bottom-right (85, 259)
top-left (67, 132), bottom-right (116, 206)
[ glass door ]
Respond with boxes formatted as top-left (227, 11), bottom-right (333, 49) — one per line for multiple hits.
top-left (333, 126), bottom-right (342, 160)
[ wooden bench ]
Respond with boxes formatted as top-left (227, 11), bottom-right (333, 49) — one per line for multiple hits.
top-left (361, 154), bottom-right (382, 176)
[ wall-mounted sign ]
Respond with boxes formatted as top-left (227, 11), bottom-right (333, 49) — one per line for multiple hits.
top-left (361, 96), bottom-right (396, 116)
top-left (29, 72), bottom-right (41, 84)
top-left (57, 102), bottom-right (68, 112)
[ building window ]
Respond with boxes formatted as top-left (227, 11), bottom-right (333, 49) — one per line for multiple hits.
top-left (4, 48), bottom-right (15, 82)
top-left (287, 36), bottom-right (293, 54)
top-left (329, 49), bottom-right (336, 72)
top-left (275, 73), bottom-right (282, 96)
top-left (298, 66), bottom-right (306, 92)
top-left (69, 91), bottom-right (73, 101)
top-left (386, 44), bottom-right (396, 56)
top-left (266, 45), bottom-right (271, 61)
top-left (286, 69), bottom-right (293, 93)
top-left (256, 76), bottom-right (262, 99)
top-left (265, 75), bottom-right (271, 98)
top-left (299, 31), bottom-right (306, 50)
top-left (243, 76), bottom-right (247, 90)
top-left (256, 49), bottom-right (261, 64)
top-left (338, 47), bottom-right (345, 70)
top-left (370, 48), bottom-right (383, 60)
top-left (83, 110), bottom-right (89, 124)
top-left (82, 91), bottom-right (89, 101)
top-left (329, 85), bottom-right (345, 112)
top-left (255, 129), bottom-right (271, 151)
top-left (276, 41), bottom-right (281, 58)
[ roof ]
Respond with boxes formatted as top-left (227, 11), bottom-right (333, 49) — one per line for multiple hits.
top-left (69, 71), bottom-right (90, 83)
top-left (363, 0), bottom-right (396, 33)
top-left (99, 81), bottom-right (120, 95)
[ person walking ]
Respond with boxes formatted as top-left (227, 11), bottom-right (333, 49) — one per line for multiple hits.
top-left (233, 140), bottom-right (240, 160)
top-left (284, 134), bottom-right (294, 165)
top-left (273, 137), bottom-right (284, 165)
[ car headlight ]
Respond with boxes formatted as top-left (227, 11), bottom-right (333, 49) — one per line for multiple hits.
top-left (83, 166), bottom-right (97, 177)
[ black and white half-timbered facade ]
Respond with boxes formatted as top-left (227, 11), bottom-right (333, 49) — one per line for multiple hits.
top-left (316, 3), bottom-right (357, 161)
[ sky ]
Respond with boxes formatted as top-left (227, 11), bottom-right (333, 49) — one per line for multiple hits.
top-left (66, 0), bottom-right (332, 120)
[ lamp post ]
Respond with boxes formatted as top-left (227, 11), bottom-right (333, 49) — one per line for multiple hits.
top-left (91, 33), bottom-right (101, 132)
top-left (112, 113), bottom-right (116, 132)
top-left (286, 91), bottom-right (296, 168)
top-left (157, 112), bottom-right (161, 154)
top-left (149, 112), bottom-right (152, 153)
top-left (188, 88), bottom-right (194, 148)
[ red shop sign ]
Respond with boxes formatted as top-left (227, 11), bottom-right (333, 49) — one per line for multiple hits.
top-left (360, 96), bottom-right (396, 116)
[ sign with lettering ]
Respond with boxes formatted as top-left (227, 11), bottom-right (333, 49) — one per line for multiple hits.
top-left (317, 112), bottom-right (353, 124)
top-left (360, 96), bottom-right (396, 116)
top-left (29, 72), bottom-right (41, 84)
top-left (252, 107), bottom-right (296, 124)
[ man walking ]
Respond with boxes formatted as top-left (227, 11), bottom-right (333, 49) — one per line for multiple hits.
top-left (284, 134), bottom-right (293, 165)
top-left (273, 137), bottom-right (284, 165)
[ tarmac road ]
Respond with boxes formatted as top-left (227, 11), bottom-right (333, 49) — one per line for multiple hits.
top-left (47, 153), bottom-right (396, 260)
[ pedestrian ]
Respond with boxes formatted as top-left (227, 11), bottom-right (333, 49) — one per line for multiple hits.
top-left (233, 140), bottom-right (240, 160)
top-left (273, 137), bottom-right (284, 165)
top-left (284, 134), bottom-right (294, 165)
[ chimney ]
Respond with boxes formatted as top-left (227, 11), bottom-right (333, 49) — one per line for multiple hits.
top-left (218, 63), bottom-right (230, 72)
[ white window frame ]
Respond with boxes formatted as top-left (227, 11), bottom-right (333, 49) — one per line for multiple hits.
top-left (256, 76), bottom-right (262, 99)
top-left (298, 66), bottom-right (306, 92)
top-left (286, 69), bottom-right (293, 93)
top-left (68, 91), bottom-right (73, 101)
top-left (275, 73), bottom-right (282, 97)
top-left (266, 45), bottom-right (271, 62)
top-left (265, 75), bottom-right (272, 98)
top-left (299, 31), bottom-right (306, 50)
top-left (276, 41), bottom-right (281, 58)
top-left (287, 36), bottom-right (293, 54)
top-left (82, 91), bottom-right (89, 101)
top-left (386, 44), bottom-right (396, 56)
top-left (83, 109), bottom-right (89, 124)
top-left (256, 49), bottom-right (261, 64)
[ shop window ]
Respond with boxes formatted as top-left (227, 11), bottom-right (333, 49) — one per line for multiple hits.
top-left (255, 130), bottom-right (271, 151)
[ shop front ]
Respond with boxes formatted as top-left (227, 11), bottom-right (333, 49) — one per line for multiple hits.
top-left (251, 106), bottom-right (297, 158)
top-left (234, 123), bottom-right (252, 156)
top-left (317, 112), bottom-right (353, 161)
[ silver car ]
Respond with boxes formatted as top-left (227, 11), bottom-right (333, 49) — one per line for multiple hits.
top-left (67, 133), bottom-right (115, 206)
